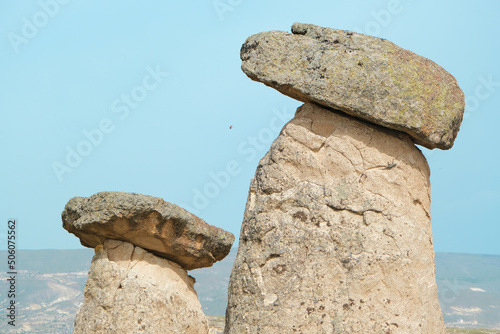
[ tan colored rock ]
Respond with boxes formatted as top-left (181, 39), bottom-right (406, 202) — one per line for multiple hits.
top-left (62, 191), bottom-right (234, 270)
top-left (225, 103), bottom-right (445, 333)
top-left (74, 239), bottom-right (208, 334)
top-left (241, 22), bottom-right (465, 150)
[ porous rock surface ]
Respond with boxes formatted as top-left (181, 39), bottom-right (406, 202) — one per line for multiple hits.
top-left (241, 22), bottom-right (464, 150)
top-left (73, 239), bottom-right (208, 334)
top-left (225, 103), bottom-right (446, 333)
top-left (62, 191), bottom-right (234, 270)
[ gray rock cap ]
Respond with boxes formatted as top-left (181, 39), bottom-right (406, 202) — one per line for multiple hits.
top-left (241, 22), bottom-right (465, 150)
top-left (62, 191), bottom-right (234, 270)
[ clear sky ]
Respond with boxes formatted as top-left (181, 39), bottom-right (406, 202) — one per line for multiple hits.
top-left (1, 0), bottom-right (499, 255)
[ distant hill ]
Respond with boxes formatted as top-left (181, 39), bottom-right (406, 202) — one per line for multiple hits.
top-left (0, 249), bottom-right (94, 333)
top-left (0, 249), bottom-right (498, 332)
top-left (435, 253), bottom-right (500, 329)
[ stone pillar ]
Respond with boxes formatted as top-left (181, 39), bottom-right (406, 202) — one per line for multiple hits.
top-left (74, 240), bottom-right (208, 334)
top-left (61, 191), bottom-right (235, 334)
top-left (225, 103), bottom-right (446, 333)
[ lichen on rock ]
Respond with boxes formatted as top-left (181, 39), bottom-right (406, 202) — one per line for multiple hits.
top-left (240, 22), bottom-right (465, 150)
top-left (62, 191), bottom-right (234, 270)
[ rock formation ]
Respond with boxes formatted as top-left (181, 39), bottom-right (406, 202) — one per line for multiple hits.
top-left (225, 23), bottom-right (464, 333)
top-left (62, 191), bottom-right (234, 334)
top-left (241, 22), bottom-right (464, 150)
top-left (63, 191), bottom-right (234, 270)
top-left (73, 239), bottom-right (208, 334)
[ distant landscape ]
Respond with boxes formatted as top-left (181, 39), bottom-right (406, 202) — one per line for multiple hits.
top-left (0, 249), bottom-right (498, 333)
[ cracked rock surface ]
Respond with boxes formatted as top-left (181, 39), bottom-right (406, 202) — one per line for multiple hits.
top-left (62, 191), bottom-right (234, 270)
top-left (241, 22), bottom-right (464, 150)
top-left (225, 103), bottom-right (445, 333)
top-left (73, 239), bottom-right (209, 334)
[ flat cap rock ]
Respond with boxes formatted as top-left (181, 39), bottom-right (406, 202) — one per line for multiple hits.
top-left (241, 22), bottom-right (465, 150)
top-left (62, 191), bottom-right (234, 270)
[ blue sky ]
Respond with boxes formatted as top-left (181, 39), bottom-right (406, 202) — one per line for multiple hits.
top-left (1, 0), bottom-right (499, 255)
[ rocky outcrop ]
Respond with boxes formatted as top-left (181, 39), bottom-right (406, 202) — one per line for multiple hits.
top-left (241, 22), bottom-right (464, 150)
top-left (225, 103), bottom-right (445, 333)
top-left (225, 22), bottom-right (462, 333)
top-left (73, 240), bottom-right (208, 334)
top-left (62, 191), bottom-right (234, 270)
top-left (62, 192), bottom-right (234, 334)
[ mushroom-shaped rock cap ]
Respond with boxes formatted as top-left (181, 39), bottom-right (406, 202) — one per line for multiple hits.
top-left (62, 191), bottom-right (234, 270)
top-left (241, 22), bottom-right (465, 150)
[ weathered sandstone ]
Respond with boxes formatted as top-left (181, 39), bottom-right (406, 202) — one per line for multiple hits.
top-left (74, 239), bottom-right (208, 334)
top-left (241, 22), bottom-right (464, 150)
top-left (225, 103), bottom-right (446, 333)
top-left (62, 191), bottom-right (234, 270)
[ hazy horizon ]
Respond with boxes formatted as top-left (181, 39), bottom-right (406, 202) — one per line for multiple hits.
top-left (1, 1), bottom-right (499, 256)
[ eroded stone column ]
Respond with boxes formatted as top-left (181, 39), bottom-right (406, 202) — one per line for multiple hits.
top-left (74, 240), bottom-right (208, 334)
top-left (225, 103), bottom-right (445, 333)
